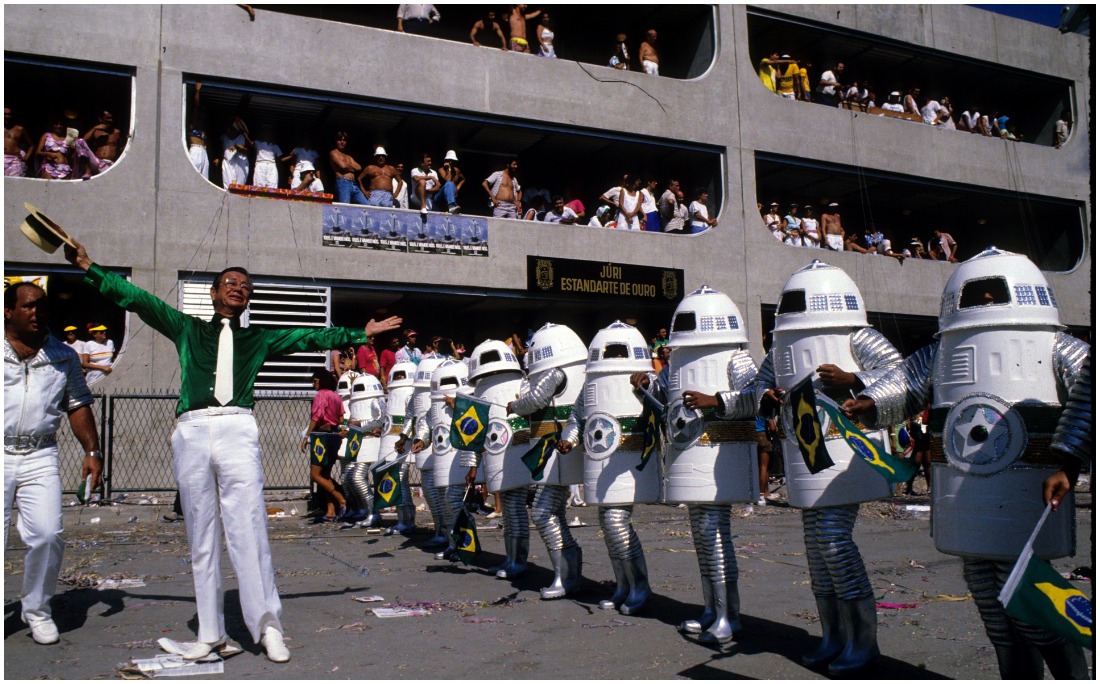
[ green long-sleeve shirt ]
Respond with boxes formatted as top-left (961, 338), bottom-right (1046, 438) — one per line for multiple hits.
top-left (85, 264), bottom-right (366, 415)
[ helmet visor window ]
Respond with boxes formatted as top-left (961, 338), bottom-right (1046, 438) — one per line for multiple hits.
top-left (959, 278), bottom-right (1011, 308)
top-left (672, 312), bottom-right (696, 333)
top-left (603, 343), bottom-right (630, 359)
top-left (479, 350), bottom-right (502, 365)
top-left (777, 290), bottom-right (806, 315)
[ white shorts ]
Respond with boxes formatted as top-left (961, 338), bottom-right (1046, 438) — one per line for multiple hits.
top-left (826, 234), bottom-right (844, 251)
top-left (642, 59), bottom-right (659, 76)
top-left (252, 160), bottom-right (279, 189)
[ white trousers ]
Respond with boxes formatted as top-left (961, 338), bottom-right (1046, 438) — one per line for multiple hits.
top-left (252, 160), bottom-right (279, 189)
top-left (171, 412), bottom-right (282, 644)
top-left (189, 145), bottom-right (209, 180)
top-left (221, 155), bottom-right (249, 189)
top-left (4, 446), bottom-right (64, 622)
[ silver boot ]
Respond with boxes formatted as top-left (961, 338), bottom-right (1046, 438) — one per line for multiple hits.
top-left (497, 535), bottom-right (529, 579)
top-left (619, 552), bottom-right (652, 615)
top-left (679, 575), bottom-right (714, 634)
top-left (540, 548), bottom-right (569, 599)
top-left (828, 597), bottom-right (880, 675)
top-left (699, 580), bottom-right (740, 644)
top-left (490, 535), bottom-right (513, 575)
top-left (599, 557), bottom-right (629, 610)
top-left (802, 595), bottom-right (844, 668)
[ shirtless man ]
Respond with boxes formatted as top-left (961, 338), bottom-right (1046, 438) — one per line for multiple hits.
top-left (508, 4), bottom-right (541, 53)
top-left (482, 159), bottom-right (522, 219)
top-left (82, 111), bottom-right (123, 167)
top-left (820, 202), bottom-right (845, 251)
top-left (470, 9), bottom-right (507, 50)
top-left (4, 107), bottom-right (33, 177)
top-left (329, 131), bottom-right (369, 205)
top-left (357, 147), bottom-right (404, 208)
top-left (639, 29), bottom-right (659, 76)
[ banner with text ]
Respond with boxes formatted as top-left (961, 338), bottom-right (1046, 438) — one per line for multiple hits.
top-left (527, 256), bottom-right (683, 302)
top-left (322, 205), bottom-right (488, 257)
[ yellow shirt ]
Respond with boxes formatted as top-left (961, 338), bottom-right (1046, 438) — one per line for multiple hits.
top-left (776, 63), bottom-right (799, 95)
top-left (757, 59), bottom-right (776, 92)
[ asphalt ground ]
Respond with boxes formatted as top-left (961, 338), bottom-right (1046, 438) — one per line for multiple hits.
top-left (3, 483), bottom-right (1094, 680)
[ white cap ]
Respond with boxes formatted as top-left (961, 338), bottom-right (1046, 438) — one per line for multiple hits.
top-left (890, 91), bottom-right (901, 97)
top-left (444, 150), bottom-right (458, 162)
top-left (374, 146), bottom-right (387, 157)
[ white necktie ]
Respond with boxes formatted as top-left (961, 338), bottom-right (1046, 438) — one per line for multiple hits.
top-left (214, 318), bottom-right (234, 405)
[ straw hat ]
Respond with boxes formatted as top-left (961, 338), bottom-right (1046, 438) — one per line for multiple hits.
top-left (19, 203), bottom-right (76, 254)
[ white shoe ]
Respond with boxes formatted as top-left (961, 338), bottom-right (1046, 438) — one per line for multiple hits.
top-left (26, 616), bottom-right (59, 645)
top-left (181, 638), bottom-right (225, 660)
top-left (262, 626), bottom-right (290, 663)
top-left (757, 496), bottom-right (767, 506)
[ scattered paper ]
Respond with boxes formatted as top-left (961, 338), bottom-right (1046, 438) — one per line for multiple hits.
top-left (353, 595), bottom-right (385, 603)
top-left (876, 602), bottom-right (919, 610)
top-left (98, 578), bottom-right (146, 590)
top-left (157, 638), bottom-right (243, 659)
top-left (372, 607), bottom-right (431, 618)
top-left (904, 505), bottom-right (931, 513)
top-left (89, 517), bottom-right (101, 524)
top-left (123, 654), bottom-right (224, 678)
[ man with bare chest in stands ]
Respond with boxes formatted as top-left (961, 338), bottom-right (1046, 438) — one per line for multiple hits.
top-left (357, 147), bottom-right (404, 208)
top-left (821, 202), bottom-right (845, 251)
top-left (5, 107), bottom-right (33, 177)
top-left (83, 111), bottom-right (123, 168)
top-left (329, 131), bottom-right (369, 205)
top-left (508, 4), bottom-right (541, 52)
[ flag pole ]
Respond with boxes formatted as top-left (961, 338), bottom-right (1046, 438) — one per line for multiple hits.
top-left (999, 502), bottom-right (1054, 606)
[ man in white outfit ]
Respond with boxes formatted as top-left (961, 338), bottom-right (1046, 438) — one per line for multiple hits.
top-left (5, 282), bottom-right (103, 645)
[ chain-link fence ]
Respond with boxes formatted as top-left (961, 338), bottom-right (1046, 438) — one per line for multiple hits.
top-left (56, 392), bottom-right (316, 495)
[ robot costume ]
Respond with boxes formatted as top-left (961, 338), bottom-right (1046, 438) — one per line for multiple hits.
top-left (407, 354), bottom-right (448, 547)
top-left (511, 323), bottom-right (587, 599)
top-left (344, 373), bottom-right (386, 526)
top-left (857, 248), bottom-right (1089, 679)
top-left (560, 321), bottom-right (659, 614)
top-left (466, 339), bottom-right (531, 579)
top-left (428, 359), bottom-right (473, 561)
top-left (756, 261), bottom-right (901, 673)
top-left (648, 286), bottom-right (758, 645)
top-left (380, 361), bottom-right (418, 535)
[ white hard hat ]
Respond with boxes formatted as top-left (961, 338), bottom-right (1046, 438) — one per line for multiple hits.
top-left (525, 323), bottom-right (587, 376)
top-left (667, 285), bottom-right (749, 348)
top-left (585, 321), bottom-right (653, 374)
top-left (937, 247), bottom-right (1063, 335)
top-left (413, 353), bottom-right (447, 389)
top-left (468, 339), bottom-right (522, 383)
top-left (374, 146), bottom-right (387, 157)
top-left (444, 150), bottom-right (458, 162)
top-left (388, 361), bottom-right (417, 389)
top-left (773, 260), bottom-right (869, 333)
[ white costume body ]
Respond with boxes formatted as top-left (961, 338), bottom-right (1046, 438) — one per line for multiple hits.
top-left (653, 286), bottom-right (758, 645)
top-left (465, 339), bottom-right (530, 578)
top-left (562, 321), bottom-right (658, 614)
top-left (427, 359), bottom-right (472, 560)
top-left (859, 248), bottom-right (1089, 679)
top-left (343, 373), bottom-right (386, 523)
top-left (407, 354), bottom-right (446, 546)
top-left (760, 260), bottom-right (902, 674)
top-left (4, 338), bottom-right (93, 627)
top-left (511, 323), bottom-right (587, 598)
top-left (378, 361), bottom-right (418, 534)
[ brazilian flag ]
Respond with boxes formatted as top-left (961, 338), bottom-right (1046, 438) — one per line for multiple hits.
top-left (345, 425), bottom-right (367, 462)
top-left (637, 402), bottom-right (660, 472)
top-left (1000, 535), bottom-right (1093, 649)
top-left (451, 508), bottom-right (481, 565)
top-left (787, 375), bottom-right (833, 474)
top-left (309, 432), bottom-right (341, 467)
top-left (819, 400), bottom-right (917, 484)
top-left (521, 430), bottom-right (560, 482)
top-left (450, 396), bottom-right (491, 452)
top-left (372, 460), bottom-right (403, 510)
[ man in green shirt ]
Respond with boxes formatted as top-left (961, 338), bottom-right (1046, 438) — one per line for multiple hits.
top-left (65, 240), bottom-right (400, 662)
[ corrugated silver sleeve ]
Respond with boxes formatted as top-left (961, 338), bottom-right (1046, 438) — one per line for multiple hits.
top-left (1053, 333), bottom-right (1090, 396)
top-left (458, 449), bottom-right (480, 469)
top-left (963, 558), bottom-right (1066, 648)
top-left (716, 349), bottom-right (760, 420)
top-left (531, 484), bottom-right (575, 551)
top-left (850, 327), bottom-right (904, 389)
top-left (599, 506), bottom-right (644, 561)
top-left (802, 505), bottom-right (872, 601)
top-left (344, 462), bottom-right (373, 510)
top-left (859, 343), bottom-right (938, 429)
top-left (689, 504), bottom-right (736, 583)
top-left (559, 392), bottom-right (586, 445)
top-left (1051, 347), bottom-right (1092, 464)
top-left (751, 354), bottom-right (777, 414)
top-left (511, 368), bottom-right (566, 416)
top-left (442, 484), bottom-right (465, 533)
top-left (421, 468), bottom-right (444, 519)
top-left (501, 488), bottom-right (530, 541)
